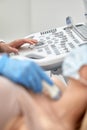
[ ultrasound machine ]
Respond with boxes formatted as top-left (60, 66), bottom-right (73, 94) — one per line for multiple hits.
top-left (11, 0), bottom-right (87, 79)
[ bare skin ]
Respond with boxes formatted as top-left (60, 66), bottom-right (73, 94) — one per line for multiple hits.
top-left (0, 38), bottom-right (38, 53)
top-left (0, 66), bottom-right (87, 130)
top-left (0, 76), bottom-right (86, 130)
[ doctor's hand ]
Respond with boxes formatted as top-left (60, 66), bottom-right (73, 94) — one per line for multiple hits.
top-left (0, 38), bottom-right (38, 53)
top-left (0, 54), bottom-right (53, 93)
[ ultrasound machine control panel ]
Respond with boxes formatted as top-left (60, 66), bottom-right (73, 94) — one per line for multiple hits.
top-left (11, 16), bottom-right (87, 71)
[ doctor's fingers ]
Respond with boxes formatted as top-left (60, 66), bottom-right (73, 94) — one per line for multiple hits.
top-left (0, 43), bottom-right (18, 53)
top-left (8, 38), bottom-right (38, 49)
top-left (24, 38), bottom-right (38, 44)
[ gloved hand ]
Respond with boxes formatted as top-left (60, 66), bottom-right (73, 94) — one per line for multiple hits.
top-left (0, 54), bottom-right (53, 92)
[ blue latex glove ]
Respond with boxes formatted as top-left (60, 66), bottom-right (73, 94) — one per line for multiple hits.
top-left (0, 54), bottom-right (53, 92)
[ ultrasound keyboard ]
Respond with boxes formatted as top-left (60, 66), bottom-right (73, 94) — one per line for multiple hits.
top-left (27, 27), bottom-right (80, 55)
top-left (11, 23), bottom-right (87, 70)
top-left (73, 24), bottom-right (87, 41)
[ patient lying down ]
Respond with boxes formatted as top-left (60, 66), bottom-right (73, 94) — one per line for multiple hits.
top-left (0, 76), bottom-right (87, 130)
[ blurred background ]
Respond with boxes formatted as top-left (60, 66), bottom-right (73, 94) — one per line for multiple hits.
top-left (0, 0), bottom-right (85, 41)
